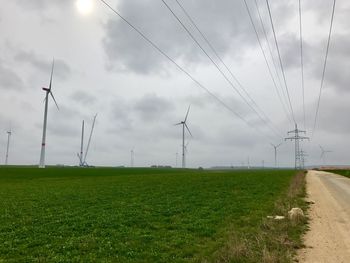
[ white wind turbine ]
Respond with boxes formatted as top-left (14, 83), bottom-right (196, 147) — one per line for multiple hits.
top-left (175, 105), bottom-right (193, 168)
top-left (76, 115), bottom-right (97, 167)
top-left (82, 114), bottom-right (97, 167)
top-left (270, 142), bottom-right (282, 168)
top-left (77, 120), bottom-right (85, 166)
top-left (5, 126), bottom-right (12, 165)
top-left (39, 60), bottom-right (59, 168)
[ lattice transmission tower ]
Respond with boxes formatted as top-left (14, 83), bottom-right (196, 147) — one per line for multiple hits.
top-left (285, 124), bottom-right (309, 169)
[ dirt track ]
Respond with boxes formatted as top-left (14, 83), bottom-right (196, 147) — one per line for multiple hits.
top-left (298, 170), bottom-right (350, 262)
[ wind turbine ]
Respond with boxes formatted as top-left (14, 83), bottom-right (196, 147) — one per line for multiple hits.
top-left (5, 127), bottom-right (12, 165)
top-left (39, 60), bottom-right (59, 168)
top-left (175, 105), bottom-right (192, 168)
top-left (270, 143), bottom-right (282, 168)
top-left (319, 145), bottom-right (332, 166)
top-left (77, 120), bottom-right (85, 166)
top-left (82, 114), bottom-right (97, 167)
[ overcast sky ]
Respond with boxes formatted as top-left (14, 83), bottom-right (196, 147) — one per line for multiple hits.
top-left (0, 0), bottom-right (349, 168)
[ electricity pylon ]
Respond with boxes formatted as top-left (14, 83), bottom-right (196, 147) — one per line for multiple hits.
top-left (299, 149), bottom-right (308, 169)
top-left (285, 124), bottom-right (309, 169)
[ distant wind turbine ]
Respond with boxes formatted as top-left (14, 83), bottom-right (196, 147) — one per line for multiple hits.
top-left (270, 143), bottom-right (282, 168)
top-left (39, 60), bottom-right (59, 168)
top-left (5, 127), bottom-right (12, 165)
top-left (175, 105), bottom-right (193, 168)
top-left (319, 145), bottom-right (332, 165)
top-left (77, 120), bottom-right (85, 166)
top-left (82, 114), bottom-right (98, 166)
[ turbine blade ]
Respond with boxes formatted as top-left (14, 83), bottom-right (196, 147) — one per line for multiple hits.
top-left (184, 105), bottom-right (191, 122)
top-left (174, 122), bottom-right (182, 126)
top-left (50, 91), bottom-right (59, 110)
top-left (49, 59), bottom-right (55, 91)
top-left (185, 123), bottom-right (193, 137)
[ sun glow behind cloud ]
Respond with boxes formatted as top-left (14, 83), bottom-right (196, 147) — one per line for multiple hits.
top-left (76, 0), bottom-right (94, 15)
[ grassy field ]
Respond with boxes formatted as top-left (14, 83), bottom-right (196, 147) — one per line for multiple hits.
top-left (325, 169), bottom-right (350, 178)
top-left (0, 167), bottom-right (306, 262)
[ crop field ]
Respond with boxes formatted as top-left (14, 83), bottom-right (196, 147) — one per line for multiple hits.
top-left (325, 169), bottom-right (350, 178)
top-left (0, 167), bottom-right (305, 262)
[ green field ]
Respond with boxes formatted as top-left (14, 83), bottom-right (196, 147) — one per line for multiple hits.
top-left (325, 169), bottom-right (350, 178)
top-left (0, 167), bottom-right (305, 262)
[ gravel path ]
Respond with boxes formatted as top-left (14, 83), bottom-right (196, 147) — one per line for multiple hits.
top-left (298, 170), bottom-right (350, 262)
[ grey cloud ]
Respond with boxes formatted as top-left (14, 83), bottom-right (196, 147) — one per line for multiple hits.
top-left (14, 0), bottom-right (70, 11)
top-left (322, 33), bottom-right (350, 93)
top-left (102, 0), bottom-right (265, 74)
top-left (0, 60), bottom-right (24, 90)
top-left (133, 93), bottom-right (174, 122)
top-left (108, 98), bottom-right (133, 132)
top-left (316, 93), bottom-right (350, 135)
top-left (306, 32), bottom-right (350, 94)
top-left (71, 90), bottom-right (97, 105)
top-left (14, 50), bottom-right (71, 81)
top-left (46, 105), bottom-right (82, 137)
top-left (279, 33), bottom-right (307, 69)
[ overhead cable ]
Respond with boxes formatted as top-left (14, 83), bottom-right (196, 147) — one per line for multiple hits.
top-left (173, 0), bottom-right (285, 137)
top-left (99, 0), bottom-right (277, 140)
top-left (265, 0), bottom-right (296, 124)
top-left (299, 0), bottom-right (306, 131)
top-left (161, 0), bottom-right (283, 138)
top-left (312, 0), bottom-right (337, 136)
top-left (242, 0), bottom-right (293, 125)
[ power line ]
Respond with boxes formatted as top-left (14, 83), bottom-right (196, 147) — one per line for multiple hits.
top-left (161, 0), bottom-right (282, 138)
top-left (98, 0), bottom-right (276, 140)
top-left (299, 0), bottom-right (306, 131)
top-left (173, 0), bottom-right (285, 137)
top-left (242, 0), bottom-right (293, 125)
top-left (253, 0), bottom-right (292, 124)
top-left (312, 0), bottom-right (337, 136)
top-left (265, 0), bottom-right (296, 124)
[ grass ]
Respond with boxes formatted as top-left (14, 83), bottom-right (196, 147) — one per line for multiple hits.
top-left (325, 169), bottom-right (350, 178)
top-left (0, 167), bottom-right (306, 262)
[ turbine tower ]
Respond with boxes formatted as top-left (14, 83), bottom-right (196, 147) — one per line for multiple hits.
top-left (39, 60), bottom-right (59, 168)
top-left (270, 143), bottom-right (282, 168)
top-left (319, 145), bottom-right (332, 166)
top-left (5, 128), bottom-right (12, 165)
top-left (175, 105), bottom-right (192, 168)
top-left (77, 120), bottom-right (85, 166)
